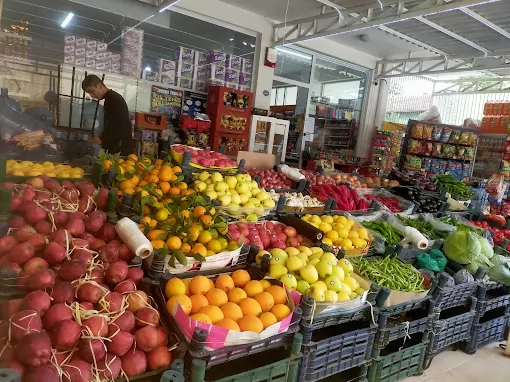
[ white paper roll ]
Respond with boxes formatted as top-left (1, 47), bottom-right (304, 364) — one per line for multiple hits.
top-left (115, 217), bottom-right (153, 259)
top-left (402, 227), bottom-right (429, 250)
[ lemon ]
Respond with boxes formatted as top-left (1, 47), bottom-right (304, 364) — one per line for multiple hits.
top-left (45, 172), bottom-right (57, 177)
top-left (155, 209), bottom-right (169, 222)
top-left (319, 222), bottom-right (332, 233)
top-left (332, 223), bottom-right (345, 231)
top-left (25, 170), bottom-right (42, 176)
top-left (348, 231), bottom-right (359, 240)
top-left (340, 238), bottom-right (353, 250)
top-left (337, 229), bottom-right (349, 239)
top-left (357, 227), bottom-right (369, 240)
top-left (332, 215), bottom-right (339, 222)
top-left (302, 214), bottom-right (312, 222)
top-left (321, 215), bottom-right (334, 225)
top-left (337, 216), bottom-right (347, 225)
top-left (322, 238), bottom-right (333, 247)
top-left (59, 172), bottom-right (71, 178)
top-left (351, 238), bottom-right (364, 248)
top-left (10, 162), bottom-right (22, 170)
top-left (20, 161), bottom-right (33, 167)
top-left (345, 218), bottom-right (355, 228)
top-left (311, 215), bottom-right (322, 225)
top-left (343, 276), bottom-right (359, 291)
top-left (326, 230), bottom-right (339, 242)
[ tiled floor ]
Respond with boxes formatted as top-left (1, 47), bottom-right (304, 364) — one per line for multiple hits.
top-left (402, 343), bottom-right (510, 382)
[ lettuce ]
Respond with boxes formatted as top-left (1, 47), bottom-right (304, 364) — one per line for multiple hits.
top-left (443, 231), bottom-right (481, 265)
top-left (489, 265), bottom-right (510, 286)
top-left (478, 236), bottom-right (494, 260)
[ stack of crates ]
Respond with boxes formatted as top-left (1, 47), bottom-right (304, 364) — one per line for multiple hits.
top-left (367, 292), bottom-right (434, 382)
top-left (297, 286), bottom-right (381, 382)
top-left (461, 283), bottom-right (510, 354)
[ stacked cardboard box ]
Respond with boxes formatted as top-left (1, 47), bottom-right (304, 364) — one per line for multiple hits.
top-left (64, 34), bottom-right (117, 74)
top-left (239, 58), bottom-right (253, 92)
top-left (158, 58), bottom-right (176, 85)
top-left (174, 47), bottom-right (195, 90)
top-left (120, 27), bottom-right (144, 78)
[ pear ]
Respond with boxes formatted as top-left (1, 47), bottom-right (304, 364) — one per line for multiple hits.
top-left (297, 253), bottom-right (309, 265)
top-left (306, 286), bottom-right (325, 302)
top-left (315, 260), bottom-right (333, 279)
top-left (269, 264), bottom-right (288, 279)
top-left (285, 247), bottom-right (300, 256)
top-left (280, 274), bottom-right (297, 290)
top-left (299, 264), bottom-right (319, 284)
top-left (325, 290), bottom-right (339, 302)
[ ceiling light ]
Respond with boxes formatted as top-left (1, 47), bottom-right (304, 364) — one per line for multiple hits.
top-left (229, 38), bottom-right (234, 41)
top-left (250, 44), bottom-right (255, 48)
top-left (61, 13), bottom-right (74, 28)
top-left (158, 0), bottom-right (181, 13)
top-left (242, 42), bottom-right (247, 46)
top-left (145, 66), bottom-right (152, 71)
top-left (276, 47), bottom-right (312, 60)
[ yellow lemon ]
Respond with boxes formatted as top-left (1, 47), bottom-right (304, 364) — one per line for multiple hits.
top-left (357, 227), bottom-right (369, 240)
top-left (322, 238), bottom-right (333, 247)
top-left (11, 170), bottom-right (25, 176)
top-left (340, 238), bottom-right (353, 250)
top-left (351, 238), bottom-right (365, 249)
top-left (345, 218), bottom-right (355, 228)
top-left (311, 216), bottom-right (322, 226)
top-left (321, 216), bottom-right (334, 225)
top-left (155, 209), bottom-right (169, 222)
top-left (319, 222), bottom-right (332, 233)
top-left (332, 223), bottom-right (345, 231)
top-left (337, 216), bottom-right (347, 225)
top-left (337, 229), bottom-right (349, 239)
top-left (326, 230), bottom-right (339, 242)
top-left (348, 231), bottom-right (359, 240)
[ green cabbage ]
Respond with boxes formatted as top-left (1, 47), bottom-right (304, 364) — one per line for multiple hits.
top-left (489, 265), bottom-right (510, 286)
top-left (490, 255), bottom-right (510, 267)
top-left (443, 231), bottom-right (481, 265)
top-left (465, 260), bottom-right (490, 275)
top-left (478, 236), bottom-right (494, 259)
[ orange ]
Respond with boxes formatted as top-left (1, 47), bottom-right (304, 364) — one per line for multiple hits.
top-left (190, 313), bottom-right (212, 324)
top-left (209, 207), bottom-right (216, 216)
top-left (228, 288), bottom-right (247, 304)
top-left (167, 295), bottom-right (192, 315)
top-left (139, 180), bottom-right (148, 187)
top-left (169, 187), bottom-right (181, 196)
top-left (159, 181), bottom-right (171, 194)
top-left (153, 189), bottom-right (164, 198)
top-left (170, 174), bottom-right (178, 182)
top-left (180, 243), bottom-right (192, 254)
top-left (238, 298), bottom-right (262, 316)
top-left (119, 180), bottom-right (133, 190)
top-left (254, 292), bottom-right (275, 313)
top-left (190, 294), bottom-right (209, 314)
top-left (260, 280), bottom-right (272, 290)
top-left (194, 206), bottom-right (206, 217)
top-left (128, 154), bottom-right (138, 162)
top-left (142, 158), bottom-right (152, 166)
top-left (208, 279), bottom-right (215, 290)
top-left (232, 270), bottom-right (251, 288)
top-left (216, 222), bottom-right (228, 235)
top-left (165, 278), bottom-right (186, 298)
top-left (198, 231), bottom-right (213, 245)
top-left (155, 159), bottom-right (163, 166)
top-left (151, 240), bottom-right (166, 250)
top-left (187, 227), bottom-right (200, 242)
top-left (207, 239), bottom-right (222, 254)
top-left (237, 315), bottom-right (263, 333)
top-left (172, 166), bottom-right (182, 173)
top-left (220, 302), bottom-right (243, 321)
top-left (259, 312), bottom-right (278, 329)
top-left (155, 209), bottom-right (169, 222)
top-left (205, 288), bottom-right (228, 307)
top-left (181, 210), bottom-right (190, 219)
top-left (130, 175), bottom-right (140, 186)
top-left (183, 279), bottom-right (192, 296)
top-left (150, 168), bottom-right (160, 176)
top-left (200, 215), bottom-right (213, 227)
top-left (266, 285), bottom-right (287, 305)
top-left (140, 216), bottom-right (152, 225)
top-left (244, 280), bottom-right (264, 298)
top-left (189, 276), bottom-right (211, 295)
top-left (103, 159), bottom-right (113, 170)
top-left (123, 187), bottom-right (135, 195)
top-left (159, 166), bottom-right (173, 182)
top-left (271, 304), bottom-right (291, 321)
top-left (215, 275), bottom-right (235, 293)
top-left (191, 244), bottom-right (207, 258)
top-left (148, 174), bottom-right (159, 183)
top-left (166, 236), bottom-right (182, 251)
top-left (199, 305), bottom-right (224, 324)
top-left (215, 318), bottom-right (240, 331)
top-left (149, 219), bottom-right (158, 228)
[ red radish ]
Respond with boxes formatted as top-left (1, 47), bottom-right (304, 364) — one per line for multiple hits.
top-left (89, 210), bottom-right (107, 223)
top-left (15, 225), bottom-right (37, 242)
top-left (114, 280), bottom-right (137, 294)
top-left (26, 177), bottom-right (45, 190)
top-left (33, 190), bottom-right (51, 202)
top-left (108, 239), bottom-right (122, 248)
top-left (65, 219), bottom-right (85, 237)
top-left (0, 339), bottom-right (14, 362)
top-left (61, 180), bottom-right (75, 189)
top-left (61, 359), bottom-right (92, 382)
top-left (9, 216), bottom-right (26, 229)
top-left (71, 249), bottom-right (94, 266)
top-left (18, 185), bottom-right (36, 202)
top-left (51, 282), bottom-right (75, 304)
top-left (79, 302), bottom-right (94, 310)
top-left (98, 244), bottom-right (119, 263)
top-left (97, 353), bottom-right (121, 380)
top-left (105, 261), bottom-right (128, 285)
top-left (72, 238), bottom-right (89, 249)
top-left (2, 261), bottom-right (22, 275)
top-left (61, 188), bottom-right (79, 204)
top-left (34, 220), bottom-right (52, 235)
top-left (118, 244), bottom-right (135, 263)
top-left (121, 348), bottom-right (147, 376)
top-left (23, 257), bottom-right (49, 276)
top-left (24, 204), bottom-right (48, 225)
top-left (52, 210), bottom-right (68, 227)
top-left (23, 364), bottom-right (59, 382)
top-left (1, 298), bottom-right (23, 320)
top-left (0, 235), bottom-right (18, 255)
top-left (77, 282), bottom-right (104, 304)
top-left (9, 242), bottom-right (34, 264)
top-left (84, 217), bottom-right (103, 234)
top-left (57, 259), bottom-right (87, 281)
top-left (69, 211), bottom-right (88, 221)
top-left (44, 179), bottom-right (62, 194)
top-left (75, 181), bottom-right (95, 197)
top-left (82, 316), bottom-right (108, 337)
top-left (90, 269), bottom-right (104, 284)
top-left (107, 331), bottom-right (133, 356)
top-left (5, 360), bottom-right (24, 377)
top-left (135, 307), bottom-right (160, 327)
top-left (26, 233), bottom-right (47, 252)
top-left (22, 291), bottom-right (51, 315)
top-left (0, 181), bottom-right (14, 190)
top-left (95, 188), bottom-right (109, 211)
top-left (126, 291), bottom-right (148, 313)
top-left (49, 229), bottom-right (72, 247)
top-left (25, 269), bottom-right (55, 291)
top-left (80, 232), bottom-right (95, 245)
top-left (42, 241), bottom-right (67, 265)
top-left (10, 310), bottom-right (42, 341)
top-left (10, 196), bottom-right (21, 212)
top-left (110, 311), bottom-right (135, 333)
top-left (156, 326), bottom-right (168, 346)
top-left (147, 346), bottom-right (172, 371)
top-left (15, 331), bottom-right (52, 367)
top-left (78, 339), bottom-right (106, 363)
top-left (134, 326), bottom-right (159, 352)
top-left (89, 238), bottom-right (106, 251)
top-left (126, 268), bottom-right (143, 285)
top-left (98, 224), bottom-right (117, 242)
top-left (103, 292), bottom-right (123, 313)
top-left (78, 197), bottom-right (95, 214)
top-left (51, 319), bottom-right (81, 350)
top-left (43, 303), bottom-right (72, 331)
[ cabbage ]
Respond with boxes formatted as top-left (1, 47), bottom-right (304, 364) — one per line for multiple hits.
top-left (465, 260), bottom-right (490, 275)
top-left (443, 231), bottom-right (481, 265)
top-left (478, 236), bottom-right (494, 259)
top-left (489, 265), bottom-right (510, 286)
top-left (490, 255), bottom-right (510, 267)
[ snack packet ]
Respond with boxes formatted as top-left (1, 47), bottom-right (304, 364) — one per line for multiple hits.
top-left (442, 144), bottom-right (455, 158)
top-left (411, 124), bottom-right (424, 139)
top-left (421, 141), bottom-right (433, 155)
top-left (456, 146), bottom-right (466, 159)
top-left (423, 125), bottom-right (433, 140)
top-left (463, 163), bottom-right (472, 179)
top-left (422, 158), bottom-right (432, 172)
top-left (432, 143), bottom-right (442, 157)
top-left (448, 129), bottom-right (461, 143)
top-left (440, 127), bottom-right (452, 142)
top-left (431, 159), bottom-right (440, 174)
top-left (468, 132), bottom-right (478, 145)
top-left (408, 139), bottom-right (421, 154)
top-left (432, 126), bottom-right (443, 141)
top-left (439, 160), bottom-right (448, 173)
top-left (459, 131), bottom-right (471, 144)
top-left (465, 147), bottom-right (475, 160)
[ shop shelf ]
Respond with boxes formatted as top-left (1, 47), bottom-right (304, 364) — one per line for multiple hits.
top-left (461, 308), bottom-right (510, 355)
top-left (187, 332), bottom-right (302, 382)
top-left (475, 285), bottom-right (510, 316)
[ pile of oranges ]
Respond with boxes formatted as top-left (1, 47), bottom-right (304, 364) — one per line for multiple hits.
top-left (165, 270), bottom-right (292, 333)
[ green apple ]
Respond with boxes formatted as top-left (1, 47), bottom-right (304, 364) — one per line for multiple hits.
top-left (297, 280), bottom-right (311, 294)
top-left (297, 253), bottom-right (309, 265)
top-left (269, 251), bottom-right (288, 266)
top-left (255, 191), bottom-right (269, 201)
top-left (341, 283), bottom-right (352, 296)
top-left (309, 258), bottom-right (320, 267)
top-left (227, 204), bottom-right (240, 214)
top-left (195, 181), bottom-right (207, 192)
top-left (355, 287), bottom-right (366, 295)
top-left (306, 286), bottom-right (325, 302)
top-left (286, 256), bottom-right (303, 272)
top-left (269, 264), bottom-right (288, 279)
top-left (325, 290), bottom-right (339, 302)
top-left (280, 273), bottom-right (297, 290)
top-left (338, 258), bottom-right (353, 274)
top-left (211, 172), bottom-right (223, 183)
top-left (256, 250), bottom-right (271, 263)
top-left (349, 292), bottom-right (358, 299)
top-left (309, 252), bottom-right (323, 262)
top-left (216, 191), bottom-right (226, 197)
top-left (230, 189), bottom-right (239, 196)
top-left (285, 247), bottom-right (300, 256)
top-left (299, 264), bottom-right (319, 284)
top-left (262, 199), bottom-right (276, 208)
top-left (231, 194), bottom-right (241, 205)
top-left (218, 194), bottom-right (232, 207)
top-left (311, 281), bottom-right (328, 291)
top-left (198, 171), bottom-right (210, 181)
top-left (236, 182), bottom-right (250, 195)
top-left (325, 275), bottom-right (343, 292)
top-left (320, 253), bottom-right (338, 265)
top-left (239, 193), bottom-right (250, 204)
top-left (205, 179), bottom-right (213, 185)
top-left (243, 201), bottom-right (255, 209)
top-left (215, 182), bottom-right (229, 193)
top-left (235, 173), bottom-right (246, 183)
top-left (205, 190), bottom-right (218, 200)
top-left (299, 247), bottom-right (312, 256)
top-left (337, 291), bottom-right (350, 301)
top-left (249, 198), bottom-right (261, 206)
top-left (246, 213), bottom-right (258, 222)
top-left (331, 266), bottom-right (345, 281)
top-left (225, 176), bottom-right (237, 189)
top-left (254, 208), bottom-right (265, 216)
top-left (315, 260), bottom-right (333, 279)
top-left (310, 247), bottom-right (324, 255)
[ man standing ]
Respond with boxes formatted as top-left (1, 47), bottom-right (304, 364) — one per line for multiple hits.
top-left (82, 75), bottom-right (135, 155)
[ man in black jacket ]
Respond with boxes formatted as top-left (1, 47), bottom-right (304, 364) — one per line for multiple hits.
top-left (82, 75), bottom-right (135, 155)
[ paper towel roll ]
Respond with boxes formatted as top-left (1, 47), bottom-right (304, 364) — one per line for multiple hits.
top-left (115, 217), bottom-right (153, 259)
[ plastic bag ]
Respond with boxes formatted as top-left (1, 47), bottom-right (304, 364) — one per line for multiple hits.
top-left (417, 105), bottom-right (442, 124)
top-left (277, 164), bottom-right (305, 182)
top-left (417, 249), bottom-right (447, 272)
top-left (438, 213), bottom-right (494, 246)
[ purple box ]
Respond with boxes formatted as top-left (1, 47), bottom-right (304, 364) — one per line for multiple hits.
top-left (64, 44), bottom-right (75, 54)
top-left (175, 47), bottom-right (195, 63)
top-left (111, 53), bottom-right (121, 63)
top-left (85, 59), bottom-right (96, 69)
top-left (176, 77), bottom-right (193, 90)
top-left (207, 50), bottom-right (227, 65)
top-left (193, 80), bottom-right (207, 92)
top-left (86, 49), bottom-right (97, 59)
top-left (142, 70), bottom-right (159, 82)
top-left (225, 83), bottom-right (240, 90)
top-left (195, 52), bottom-right (208, 68)
top-left (160, 73), bottom-right (176, 85)
top-left (207, 80), bottom-right (225, 87)
top-left (97, 42), bottom-right (108, 52)
top-left (112, 62), bottom-right (121, 71)
top-left (225, 68), bottom-right (239, 84)
top-left (75, 37), bottom-right (86, 48)
top-left (75, 47), bottom-right (86, 57)
top-left (198, 64), bottom-right (225, 81)
top-left (111, 68), bottom-right (120, 74)
top-left (75, 57), bottom-right (86, 67)
top-left (121, 54), bottom-right (142, 67)
top-left (241, 58), bottom-right (253, 73)
top-left (158, 58), bottom-right (176, 73)
top-left (176, 61), bottom-right (195, 79)
top-left (226, 54), bottom-right (242, 70)
top-left (96, 51), bottom-right (111, 61)
top-left (64, 55), bottom-right (75, 65)
top-left (122, 27), bottom-right (144, 43)
top-left (86, 39), bottom-right (97, 50)
top-left (95, 61), bottom-right (108, 71)
top-left (239, 85), bottom-right (251, 92)
top-left (64, 35), bottom-right (76, 45)
top-left (239, 72), bottom-right (252, 86)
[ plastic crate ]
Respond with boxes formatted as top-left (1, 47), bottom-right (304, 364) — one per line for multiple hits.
top-left (430, 271), bottom-right (480, 311)
top-left (188, 332), bottom-right (302, 382)
top-left (476, 285), bottom-right (510, 316)
top-left (305, 363), bottom-right (369, 382)
top-left (461, 310), bottom-right (510, 355)
top-left (298, 321), bottom-right (376, 382)
top-left (0, 369), bottom-right (20, 382)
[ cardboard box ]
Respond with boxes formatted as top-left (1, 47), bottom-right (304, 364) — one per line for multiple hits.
top-left (111, 53), bottom-right (121, 63)
top-left (122, 27), bottom-right (144, 43)
top-left (85, 59), bottom-right (96, 69)
top-left (75, 47), bottom-right (86, 57)
top-left (208, 50), bottom-right (227, 65)
top-left (175, 47), bottom-right (195, 63)
top-left (97, 42), bottom-right (108, 52)
top-left (241, 58), bottom-right (253, 73)
top-left (225, 82), bottom-right (239, 90)
top-left (96, 59), bottom-right (112, 71)
top-left (75, 57), bottom-right (86, 67)
top-left (142, 70), bottom-right (159, 82)
top-left (206, 80), bottom-right (225, 87)
top-left (158, 58), bottom-right (176, 72)
top-left (75, 37), bottom-right (86, 48)
top-left (86, 39), bottom-right (97, 50)
top-left (176, 77), bottom-right (193, 90)
top-left (226, 54), bottom-right (242, 70)
top-left (193, 80), bottom-right (207, 92)
top-left (239, 72), bottom-right (252, 86)
top-left (64, 55), bottom-right (75, 65)
top-left (195, 51), bottom-right (208, 68)
top-left (64, 35), bottom-right (76, 45)
top-left (225, 68), bottom-right (240, 84)
top-left (112, 62), bottom-right (121, 71)
top-left (95, 51), bottom-right (111, 61)
top-left (176, 61), bottom-right (195, 79)
top-left (197, 64), bottom-right (225, 81)
top-left (64, 44), bottom-right (75, 54)
top-left (160, 73), bottom-right (176, 85)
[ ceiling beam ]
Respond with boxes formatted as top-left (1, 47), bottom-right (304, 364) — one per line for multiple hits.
top-left (459, 7), bottom-right (510, 40)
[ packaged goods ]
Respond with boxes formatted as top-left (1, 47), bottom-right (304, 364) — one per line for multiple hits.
top-left (448, 129), bottom-right (461, 143)
top-left (241, 58), bottom-right (253, 73)
top-left (176, 77), bottom-right (193, 90)
top-left (239, 72), bottom-right (252, 86)
top-left (225, 54), bottom-right (242, 70)
top-left (225, 68), bottom-right (239, 84)
top-left (160, 72), bottom-right (176, 85)
top-left (176, 61), bottom-right (195, 79)
top-left (423, 124), bottom-right (433, 139)
top-left (410, 123), bottom-right (423, 139)
top-left (431, 126), bottom-right (443, 141)
top-left (175, 46), bottom-right (195, 63)
top-left (158, 58), bottom-right (176, 72)
top-left (440, 127), bottom-right (452, 142)
top-left (207, 50), bottom-right (227, 65)
top-left (195, 51), bottom-right (208, 68)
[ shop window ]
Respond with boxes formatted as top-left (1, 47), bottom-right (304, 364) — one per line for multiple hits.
top-left (271, 86), bottom-right (298, 106)
top-left (275, 47), bottom-right (312, 84)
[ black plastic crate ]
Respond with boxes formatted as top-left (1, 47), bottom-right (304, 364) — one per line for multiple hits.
top-left (476, 285), bottom-right (510, 316)
top-left (461, 310), bottom-right (510, 355)
top-left (298, 321), bottom-right (376, 382)
top-left (430, 272), bottom-right (480, 311)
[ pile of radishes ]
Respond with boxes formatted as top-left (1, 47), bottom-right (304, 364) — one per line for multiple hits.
top-left (227, 221), bottom-right (306, 250)
top-left (0, 176), bottom-right (172, 381)
top-left (244, 168), bottom-right (292, 190)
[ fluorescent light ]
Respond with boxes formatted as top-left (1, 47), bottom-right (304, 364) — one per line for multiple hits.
top-left (276, 47), bottom-right (312, 60)
top-left (229, 38), bottom-right (234, 41)
top-left (61, 13), bottom-right (74, 28)
top-left (144, 66), bottom-right (151, 71)
top-left (242, 41), bottom-right (247, 46)
top-left (250, 44), bottom-right (255, 48)
top-left (159, 0), bottom-right (181, 12)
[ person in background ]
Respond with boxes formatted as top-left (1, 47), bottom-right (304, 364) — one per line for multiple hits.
top-left (82, 75), bottom-right (135, 155)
